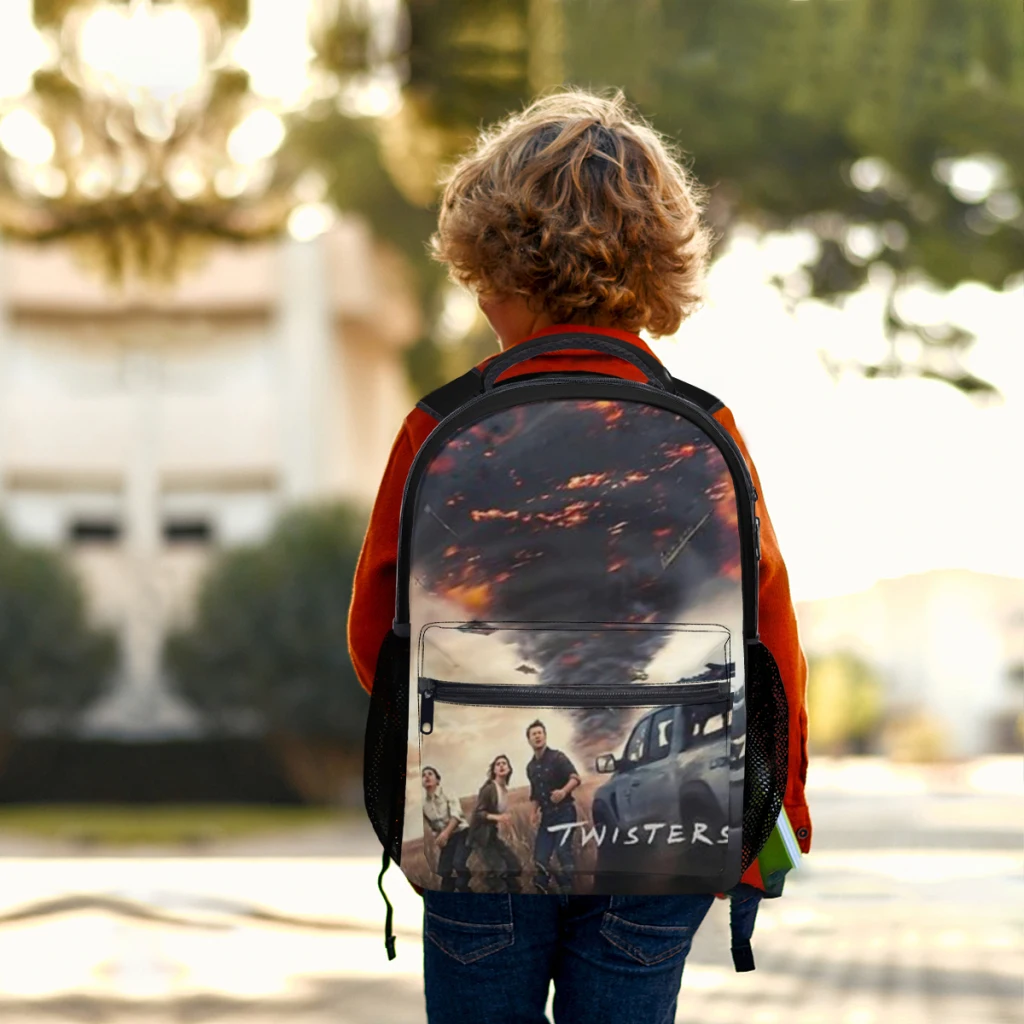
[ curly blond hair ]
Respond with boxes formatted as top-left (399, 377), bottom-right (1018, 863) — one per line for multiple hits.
top-left (431, 89), bottom-right (712, 337)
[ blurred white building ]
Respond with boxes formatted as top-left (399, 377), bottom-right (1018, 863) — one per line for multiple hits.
top-left (0, 221), bottom-right (418, 736)
top-left (796, 569), bottom-right (1024, 756)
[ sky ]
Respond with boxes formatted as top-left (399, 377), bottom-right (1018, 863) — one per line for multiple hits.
top-left (649, 229), bottom-right (1024, 602)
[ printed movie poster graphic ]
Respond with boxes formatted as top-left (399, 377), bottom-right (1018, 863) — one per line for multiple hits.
top-left (403, 398), bottom-right (745, 893)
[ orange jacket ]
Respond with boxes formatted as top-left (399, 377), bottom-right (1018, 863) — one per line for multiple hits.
top-left (348, 325), bottom-right (812, 880)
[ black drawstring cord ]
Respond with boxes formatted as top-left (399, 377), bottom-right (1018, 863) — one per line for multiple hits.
top-left (378, 849), bottom-right (396, 960)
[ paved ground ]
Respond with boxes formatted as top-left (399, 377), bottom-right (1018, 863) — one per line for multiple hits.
top-left (0, 758), bottom-right (1020, 1024)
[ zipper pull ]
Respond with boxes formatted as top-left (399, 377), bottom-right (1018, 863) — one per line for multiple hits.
top-left (419, 678), bottom-right (435, 734)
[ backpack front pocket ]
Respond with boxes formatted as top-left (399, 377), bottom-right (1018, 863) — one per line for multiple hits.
top-left (417, 620), bottom-right (734, 694)
top-left (408, 668), bottom-right (739, 895)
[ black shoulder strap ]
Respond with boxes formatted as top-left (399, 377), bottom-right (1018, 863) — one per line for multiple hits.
top-left (416, 365), bottom-right (724, 422)
top-left (416, 367), bottom-right (483, 421)
top-left (670, 375), bottom-right (725, 416)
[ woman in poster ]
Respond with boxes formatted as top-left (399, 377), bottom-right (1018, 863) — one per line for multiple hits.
top-left (468, 755), bottom-right (522, 893)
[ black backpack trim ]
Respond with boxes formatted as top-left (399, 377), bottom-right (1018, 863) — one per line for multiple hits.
top-left (418, 365), bottom-right (724, 423)
top-left (415, 367), bottom-right (483, 420)
top-left (482, 332), bottom-right (674, 390)
top-left (670, 376), bottom-right (724, 416)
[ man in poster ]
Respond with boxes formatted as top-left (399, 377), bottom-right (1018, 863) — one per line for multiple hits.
top-left (526, 720), bottom-right (581, 893)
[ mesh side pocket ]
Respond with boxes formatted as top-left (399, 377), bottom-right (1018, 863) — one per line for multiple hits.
top-left (741, 639), bottom-right (789, 873)
top-left (363, 628), bottom-right (410, 862)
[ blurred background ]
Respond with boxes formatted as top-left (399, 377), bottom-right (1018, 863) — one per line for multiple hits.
top-left (0, 0), bottom-right (1020, 1021)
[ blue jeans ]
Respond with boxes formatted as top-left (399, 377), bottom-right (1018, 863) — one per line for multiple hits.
top-left (533, 804), bottom-right (577, 892)
top-left (423, 891), bottom-right (715, 1024)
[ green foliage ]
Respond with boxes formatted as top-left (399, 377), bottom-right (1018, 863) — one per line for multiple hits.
top-left (164, 503), bottom-right (369, 743)
top-left (807, 650), bottom-right (885, 755)
top-left (402, 0), bottom-right (534, 131)
top-left (0, 525), bottom-right (116, 732)
top-left (563, 0), bottom-right (1023, 359)
top-left (292, 0), bottom-right (540, 394)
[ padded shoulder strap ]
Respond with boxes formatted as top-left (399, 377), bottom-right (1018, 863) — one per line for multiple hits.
top-left (670, 375), bottom-right (724, 416)
top-left (416, 367), bottom-right (483, 421)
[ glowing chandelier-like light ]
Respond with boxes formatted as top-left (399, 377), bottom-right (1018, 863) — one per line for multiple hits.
top-left (0, 0), bottom-right (402, 280)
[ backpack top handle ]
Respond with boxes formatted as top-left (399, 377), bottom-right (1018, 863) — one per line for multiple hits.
top-left (481, 332), bottom-right (673, 392)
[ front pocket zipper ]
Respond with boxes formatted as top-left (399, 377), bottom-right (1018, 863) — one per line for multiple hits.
top-left (418, 679), bottom-right (730, 734)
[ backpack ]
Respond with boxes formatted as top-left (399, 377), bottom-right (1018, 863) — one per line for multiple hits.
top-left (363, 333), bottom-right (789, 965)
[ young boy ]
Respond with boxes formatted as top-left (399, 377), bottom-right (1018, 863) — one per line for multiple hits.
top-left (349, 88), bottom-right (810, 1024)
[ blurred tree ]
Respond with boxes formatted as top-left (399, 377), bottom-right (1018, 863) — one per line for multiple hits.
top-left (806, 650), bottom-right (884, 755)
top-left (303, 0), bottom-right (1021, 397)
top-left (164, 503), bottom-right (369, 803)
top-left (296, 0), bottom-right (546, 393)
top-left (286, 115), bottom-right (454, 394)
top-left (0, 525), bottom-right (116, 740)
top-left (563, 0), bottom-right (1023, 398)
